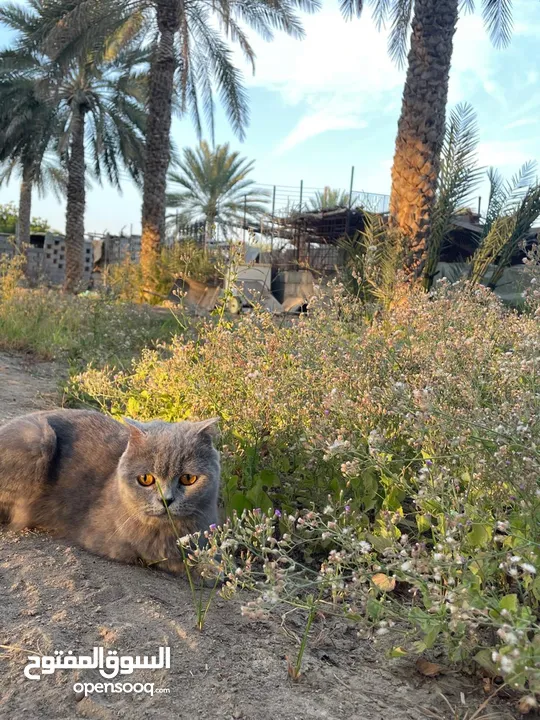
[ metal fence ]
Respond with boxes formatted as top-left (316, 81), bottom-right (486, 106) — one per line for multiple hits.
top-left (255, 182), bottom-right (390, 219)
top-left (168, 168), bottom-right (390, 250)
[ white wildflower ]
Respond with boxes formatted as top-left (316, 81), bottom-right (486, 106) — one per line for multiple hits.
top-left (500, 655), bottom-right (515, 674)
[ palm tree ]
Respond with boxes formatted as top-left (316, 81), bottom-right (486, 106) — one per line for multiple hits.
top-left (58, 52), bottom-right (147, 291)
top-left (167, 141), bottom-right (268, 246)
top-left (0, 44), bottom-right (64, 248)
top-left (397, 102), bottom-right (540, 290)
top-left (340, 0), bottom-right (514, 278)
top-left (0, 1), bottom-right (148, 291)
top-left (39, 0), bottom-right (319, 285)
top-left (309, 187), bottom-right (350, 210)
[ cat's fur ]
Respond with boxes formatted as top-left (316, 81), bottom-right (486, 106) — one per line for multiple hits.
top-left (0, 409), bottom-right (220, 573)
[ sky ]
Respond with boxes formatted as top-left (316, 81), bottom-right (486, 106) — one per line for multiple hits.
top-left (0, 0), bottom-right (540, 235)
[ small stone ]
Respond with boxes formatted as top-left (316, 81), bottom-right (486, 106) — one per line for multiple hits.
top-left (74, 689), bottom-right (85, 702)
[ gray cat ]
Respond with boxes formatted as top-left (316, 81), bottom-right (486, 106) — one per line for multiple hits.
top-left (0, 409), bottom-right (220, 573)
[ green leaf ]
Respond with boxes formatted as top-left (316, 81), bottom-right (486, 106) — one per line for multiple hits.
top-left (258, 469), bottom-right (278, 487)
top-left (366, 598), bottom-right (383, 621)
top-left (350, 469), bottom-right (379, 511)
top-left (126, 396), bottom-right (139, 416)
top-left (366, 532), bottom-right (393, 553)
top-left (532, 577), bottom-right (540, 602)
top-left (278, 456), bottom-right (290, 473)
top-left (500, 594), bottom-right (518, 613)
top-left (228, 492), bottom-right (250, 515)
top-left (384, 486), bottom-right (405, 512)
top-left (423, 624), bottom-right (441, 650)
top-left (389, 646), bottom-right (407, 658)
top-left (467, 523), bottom-right (492, 548)
top-left (474, 649), bottom-right (499, 677)
top-left (245, 481), bottom-right (273, 513)
top-left (416, 514), bottom-right (432, 534)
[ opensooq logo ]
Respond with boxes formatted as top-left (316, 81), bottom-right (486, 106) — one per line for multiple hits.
top-left (24, 646), bottom-right (171, 681)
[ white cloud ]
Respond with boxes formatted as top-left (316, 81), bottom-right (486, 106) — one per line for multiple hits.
top-left (236, 2), bottom-right (516, 153)
top-left (504, 117), bottom-right (538, 131)
top-left (276, 109), bottom-right (366, 155)
top-left (236, 6), bottom-right (405, 151)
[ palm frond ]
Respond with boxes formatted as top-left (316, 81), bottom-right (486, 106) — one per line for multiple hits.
top-left (166, 141), bottom-right (268, 230)
top-left (482, 166), bottom-right (506, 237)
top-left (424, 102), bottom-right (482, 288)
top-left (339, 213), bottom-right (400, 309)
top-left (41, 0), bottom-right (139, 65)
top-left (183, 13), bottom-right (249, 141)
top-left (487, 185), bottom-right (540, 287)
top-left (309, 187), bottom-right (350, 210)
top-left (388, 0), bottom-right (414, 68)
top-left (338, 0), bottom-right (364, 22)
top-left (483, 161), bottom-right (537, 228)
top-left (459, 0), bottom-right (476, 13)
top-left (370, 0), bottom-right (393, 29)
top-left (482, 0), bottom-right (513, 48)
top-left (470, 161), bottom-right (540, 285)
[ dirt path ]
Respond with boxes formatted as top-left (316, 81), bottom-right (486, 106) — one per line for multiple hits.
top-left (0, 353), bottom-right (60, 421)
top-left (0, 353), bottom-right (514, 720)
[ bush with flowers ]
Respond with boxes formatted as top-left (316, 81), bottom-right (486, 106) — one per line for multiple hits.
top-left (71, 280), bottom-right (540, 701)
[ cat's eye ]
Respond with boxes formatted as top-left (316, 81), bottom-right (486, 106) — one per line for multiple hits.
top-left (179, 474), bottom-right (197, 486)
top-left (137, 473), bottom-right (156, 487)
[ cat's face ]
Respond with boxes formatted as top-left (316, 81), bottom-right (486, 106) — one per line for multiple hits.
top-left (116, 418), bottom-right (220, 522)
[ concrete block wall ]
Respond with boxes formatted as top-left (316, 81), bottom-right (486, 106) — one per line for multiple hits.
top-left (0, 232), bottom-right (93, 286)
top-left (40, 235), bottom-right (93, 285)
top-left (0, 233), bottom-right (15, 257)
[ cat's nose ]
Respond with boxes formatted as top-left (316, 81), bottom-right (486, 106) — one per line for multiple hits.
top-left (161, 496), bottom-right (174, 508)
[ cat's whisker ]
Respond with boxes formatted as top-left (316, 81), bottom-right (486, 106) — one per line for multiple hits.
top-left (179, 505), bottom-right (206, 519)
top-left (105, 509), bottom-right (141, 541)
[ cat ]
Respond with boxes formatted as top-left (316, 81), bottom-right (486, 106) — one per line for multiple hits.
top-left (0, 409), bottom-right (220, 574)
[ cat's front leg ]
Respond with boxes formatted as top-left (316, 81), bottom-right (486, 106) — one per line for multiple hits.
top-left (77, 526), bottom-right (140, 568)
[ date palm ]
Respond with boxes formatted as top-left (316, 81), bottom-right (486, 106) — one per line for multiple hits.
top-left (58, 53), bottom-right (147, 291)
top-left (0, 9), bottom-right (65, 248)
top-left (309, 187), bottom-right (350, 210)
top-left (0, 1), bottom-right (148, 291)
top-left (38, 0), bottom-right (319, 286)
top-left (0, 64), bottom-right (64, 248)
top-left (167, 141), bottom-right (268, 245)
top-left (340, 0), bottom-right (514, 278)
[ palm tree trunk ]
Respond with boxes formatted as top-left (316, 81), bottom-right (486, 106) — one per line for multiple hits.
top-left (204, 208), bottom-right (216, 254)
top-left (64, 104), bottom-right (86, 293)
top-left (17, 170), bottom-right (32, 249)
top-left (389, 0), bottom-right (459, 278)
top-left (140, 0), bottom-right (180, 285)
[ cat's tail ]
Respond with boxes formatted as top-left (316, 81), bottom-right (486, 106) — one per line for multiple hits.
top-left (0, 413), bottom-right (57, 528)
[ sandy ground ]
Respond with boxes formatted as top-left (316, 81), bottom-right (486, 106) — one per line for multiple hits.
top-left (0, 352), bottom-right (517, 720)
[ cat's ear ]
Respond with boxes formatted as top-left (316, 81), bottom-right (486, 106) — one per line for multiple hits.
top-left (193, 417), bottom-right (220, 440)
top-left (123, 418), bottom-right (147, 445)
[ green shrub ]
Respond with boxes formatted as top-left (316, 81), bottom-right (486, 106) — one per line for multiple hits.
top-left (0, 288), bottom-right (179, 365)
top-left (70, 280), bottom-right (540, 693)
top-left (103, 241), bottom-right (223, 304)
